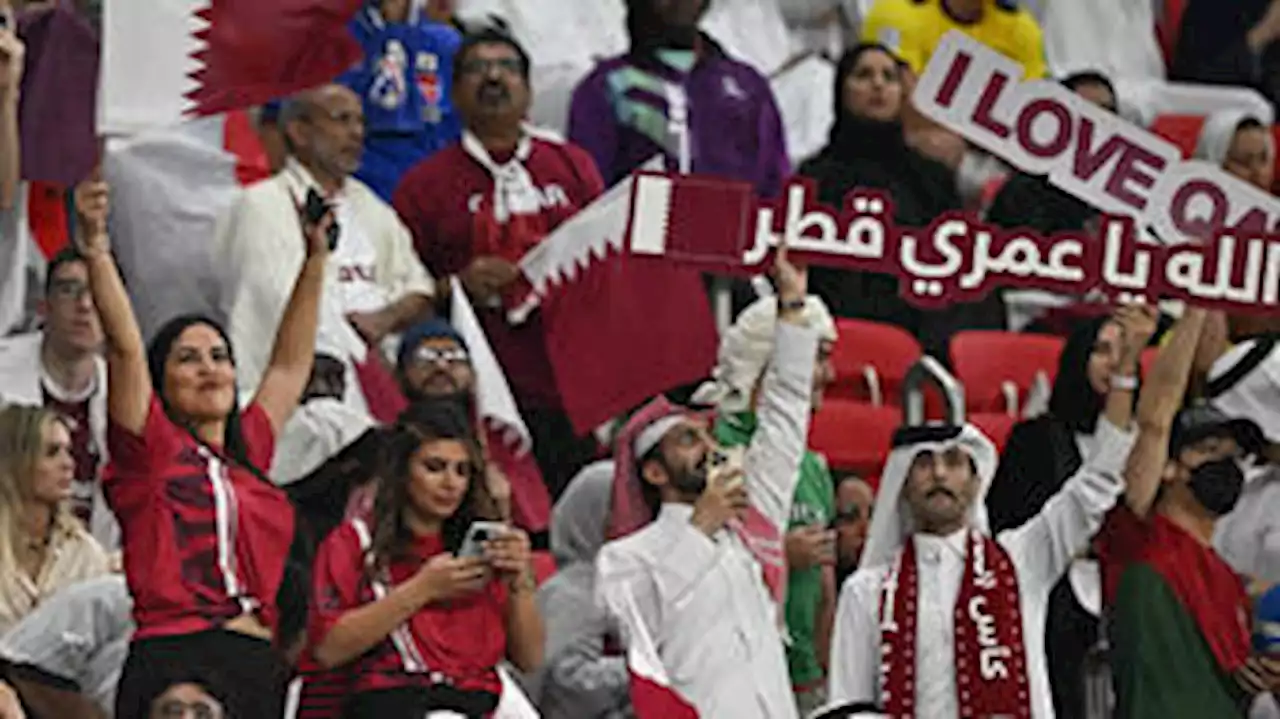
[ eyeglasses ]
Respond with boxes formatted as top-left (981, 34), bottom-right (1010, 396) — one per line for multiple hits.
top-left (48, 279), bottom-right (90, 302)
top-left (833, 507), bottom-right (869, 525)
top-left (458, 57), bottom-right (524, 77)
top-left (413, 346), bottom-right (470, 366)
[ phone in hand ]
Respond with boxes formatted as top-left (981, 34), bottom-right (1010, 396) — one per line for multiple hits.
top-left (304, 188), bottom-right (340, 251)
top-left (457, 521), bottom-right (509, 559)
top-left (707, 445), bottom-right (746, 490)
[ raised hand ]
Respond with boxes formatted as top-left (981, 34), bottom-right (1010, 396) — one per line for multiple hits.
top-left (295, 192), bottom-right (336, 260)
top-left (691, 467), bottom-right (749, 536)
top-left (72, 178), bottom-right (111, 258)
top-left (1112, 303), bottom-right (1159, 364)
top-left (772, 237), bottom-right (808, 306)
top-left (0, 11), bottom-right (24, 99)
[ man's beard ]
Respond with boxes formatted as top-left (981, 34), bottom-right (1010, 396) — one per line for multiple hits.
top-left (666, 453), bottom-right (709, 496)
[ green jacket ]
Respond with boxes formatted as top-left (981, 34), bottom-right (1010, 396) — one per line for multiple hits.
top-left (714, 411), bottom-right (834, 688)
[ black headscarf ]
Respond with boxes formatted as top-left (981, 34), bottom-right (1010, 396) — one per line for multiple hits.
top-left (816, 43), bottom-right (914, 165)
top-left (1048, 316), bottom-right (1115, 435)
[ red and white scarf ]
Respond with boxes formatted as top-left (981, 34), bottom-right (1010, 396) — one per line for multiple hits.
top-left (878, 529), bottom-right (1032, 719)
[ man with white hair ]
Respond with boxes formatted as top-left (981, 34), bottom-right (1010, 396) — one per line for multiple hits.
top-left (596, 251), bottom-right (816, 719)
top-left (695, 292), bottom-right (839, 716)
top-left (827, 359), bottom-right (1140, 716)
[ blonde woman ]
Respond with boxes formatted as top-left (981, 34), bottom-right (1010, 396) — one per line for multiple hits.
top-left (0, 404), bottom-right (110, 634)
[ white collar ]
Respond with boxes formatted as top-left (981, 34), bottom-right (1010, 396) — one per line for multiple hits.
top-left (913, 527), bottom-right (969, 562)
top-left (282, 158), bottom-right (350, 203)
top-left (658, 502), bottom-right (696, 524)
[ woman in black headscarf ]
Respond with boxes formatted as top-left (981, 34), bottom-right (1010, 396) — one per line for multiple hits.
top-left (798, 43), bottom-right (1002, 357)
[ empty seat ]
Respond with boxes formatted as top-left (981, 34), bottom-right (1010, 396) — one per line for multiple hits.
top-left (951, 331), bottom-right (1065, 416)
top-left (810, 400), bottom-right (901, 477)
top-left (829, 318), bottom-right (922, 406)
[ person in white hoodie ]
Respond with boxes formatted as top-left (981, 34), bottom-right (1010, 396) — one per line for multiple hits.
top-left (0, 248), bottom-right (117, 550)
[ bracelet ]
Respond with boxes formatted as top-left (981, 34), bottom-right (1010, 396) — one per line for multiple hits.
top-left (1109, 375), bottom-right (1139, 391)
top-left (778, 297), bottom-right (806, 313)
top-left (507, 569), bottom-right (536, 595)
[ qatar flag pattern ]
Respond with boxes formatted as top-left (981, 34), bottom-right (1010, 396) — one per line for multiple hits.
top-left (614, 591), bottom-right (701, 719)
top-left (100, 0), bottom-right (364, 136)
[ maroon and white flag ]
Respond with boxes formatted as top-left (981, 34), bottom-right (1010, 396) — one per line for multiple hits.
top-left (100, 0), bottom-right (364, 136)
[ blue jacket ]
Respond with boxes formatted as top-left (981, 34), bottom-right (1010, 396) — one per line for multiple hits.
top-left (339, 4), bottom-right (462, 200)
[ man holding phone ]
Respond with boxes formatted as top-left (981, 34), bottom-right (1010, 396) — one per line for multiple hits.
top-left (596, 246), bottom-right (820, 719)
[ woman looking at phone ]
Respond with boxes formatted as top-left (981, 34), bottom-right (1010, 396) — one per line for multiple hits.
top-left (74, 178), bottom-right (331, 719)
top-left (308, 401), bottom-right (543, 717)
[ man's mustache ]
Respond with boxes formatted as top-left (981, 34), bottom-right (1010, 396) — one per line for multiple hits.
top-left (926, 486), bottom-right (958, 500)
top-left (478, 82), bottom-right (509, 100)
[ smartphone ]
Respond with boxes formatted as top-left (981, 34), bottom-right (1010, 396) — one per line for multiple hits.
top-left (457, 521), bottom-right (509, 559)
top-left (304, 188), bottom-right (340, 251)
top-left (707, 445), bottom-right (746, 490)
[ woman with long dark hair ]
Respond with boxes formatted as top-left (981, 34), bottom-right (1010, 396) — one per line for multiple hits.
top-left (307, 401), bottom-right (543, 717)
top-left (73, 177), bottom-right (329, 719)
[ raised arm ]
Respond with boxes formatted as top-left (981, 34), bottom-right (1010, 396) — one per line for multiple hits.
top-left (1122, 308), bottom-right (1208, 519)
top-left (1100, 304), bottom-right (1160, 435)
top-left (248, 205), bottom-right (333, 435)
top-left (74, 180), bottom-right (150, 435)
top-left (0, 12), bottom-right (21, 211)
top-left (744, 247), bottom-right (819, 531)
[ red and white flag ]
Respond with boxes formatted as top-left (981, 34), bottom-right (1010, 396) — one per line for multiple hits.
top-left (513, 171), bottom-right (720, 434)
top-left (613, 588), bottom-right (700, 719)
top-left (99, 0), bottom-right (364, 136)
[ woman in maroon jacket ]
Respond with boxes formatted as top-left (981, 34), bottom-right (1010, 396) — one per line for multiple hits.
top-left (306, 401), bottom-right (544, 717)
top-left (74, 178), bottom-right (330, 719)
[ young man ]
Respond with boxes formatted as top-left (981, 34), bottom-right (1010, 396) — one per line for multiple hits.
top-left (695, 292), bottom-right (839, 715)
top-left (828, 309), bottom-right (1143, 716)
top-left (1099, 311), bottom-right (1280, 717)
top-left (0, 249), bottom-right (115, 547)
top-left (596, 250), bottom-right (816, 719)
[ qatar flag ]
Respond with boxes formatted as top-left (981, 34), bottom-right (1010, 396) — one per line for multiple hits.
top-left (99, 0), bottom-right (364, 136)
top-left (612, 588), bottom-right (700, 719)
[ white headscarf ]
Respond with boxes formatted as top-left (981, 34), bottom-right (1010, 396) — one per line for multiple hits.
top-left (858, 423), bottom-right (999, 569)
top-left (1194, 109), bottom-right (1274, 166)
top-left (691, 293), bottom-right (837, 413)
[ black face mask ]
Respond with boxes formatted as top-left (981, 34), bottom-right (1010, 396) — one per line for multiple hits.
top-left (1187, 457), bottom-right (1245, 516)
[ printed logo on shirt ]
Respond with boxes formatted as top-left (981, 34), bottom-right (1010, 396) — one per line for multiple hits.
top-left (466, 184), bottom-right (570, 214)
top-left (337, 264), bottom-right (377, 284)
top-left (370, 39), bottom-right (409, 110)
top-left (415, 51), bottom-right (443, 123)
top-left (721, 76), bottom-right (748, 102)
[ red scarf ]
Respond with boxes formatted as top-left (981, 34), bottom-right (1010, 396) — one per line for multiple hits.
top-left (879, 530), bottom-right (1032, 718)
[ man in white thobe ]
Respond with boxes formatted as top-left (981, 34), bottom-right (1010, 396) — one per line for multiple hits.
top-left (595, 259), bottom-right (818, 719)
top-left (827, 416), bottom-right (1135, 718)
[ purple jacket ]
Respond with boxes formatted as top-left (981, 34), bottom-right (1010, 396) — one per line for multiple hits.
top-left (567, 38), bottom-right (790, 198)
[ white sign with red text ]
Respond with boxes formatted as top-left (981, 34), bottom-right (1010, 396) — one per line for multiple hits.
top-left (912, 31), bottom-right (1280, 244)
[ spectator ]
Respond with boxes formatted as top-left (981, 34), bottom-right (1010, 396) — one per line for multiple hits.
top-left (1171, 0), bottom-right (1280, 115)
top-left (568, 0), bottom-right (790, 196)
top-left (596, 250), bottom-right (816, 719)
top-left (340, 0), bottom-right (463, 201)
top-left (986, 71), bottom-right (1118, 333)
top-left (832, 475), bottom-right (873, 588)
top-left (307, 402), bottom-right (543, 716)
top-left (393, 28), bottom-right (605, 499)
top-left (985, 307), bottom-right (1157, 719)
top-left (146, 681), bottom-right (228, 719)
top-left (1210, 339), bottom-right (1280, 586)
top-left (799, 43), bottom-right (999, 356)
top-left (860, 0), bottom-right (1046, 81)
top-left (76, 177), bottom-right (328, 719)
top-left (828, 347), bottom-right (1138, 716)
top-left (1192, 111), bottom-right (1280, 340)
top-left (0, 404), bottom-right (110, 634)
top-left (218, 83), bottom-right (435, 419)
top-left (1093, 309), bottom-right (1280, 717)
top-left (0, 1), bottom-right (20, 211)
top-left (695, 293), bottom-right (839, 716)
top-left (0, 249), bottom-right (115, 548)
top-left (533, 460), bottom-right (632, 719)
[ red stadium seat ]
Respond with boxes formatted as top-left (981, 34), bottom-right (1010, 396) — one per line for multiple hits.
top-left (810, 400), bottom-right (901, 477)
top-left (1150, 114), bottom-right (1204, 160)
top-left (951, 331), bottom-right (1065, 415)
top-left (971, 412), bottom-right (1018, 454)
top-left (829, 319), bottom-right (922, 406)
top-left (1157, 0), bottom-right (1187, 69)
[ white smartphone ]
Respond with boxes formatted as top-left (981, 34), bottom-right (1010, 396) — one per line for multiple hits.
top-left (708, 445), bottom-right (746, 490)
top-left (457, 521), bottom-right (509, 559)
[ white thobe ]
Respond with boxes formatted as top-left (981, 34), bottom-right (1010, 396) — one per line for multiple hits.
top-left (829, 419), bottom-right (1136, 719)
top-left (596, 322), bottom-right (819, 719)
top-left (1216, 466), bottom-right (1280, 585)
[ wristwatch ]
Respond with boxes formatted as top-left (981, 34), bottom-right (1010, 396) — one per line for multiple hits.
top-left (1109, 375), bottom-right (1139, 391)
top-left (778, 297), bottom-right (806, 313)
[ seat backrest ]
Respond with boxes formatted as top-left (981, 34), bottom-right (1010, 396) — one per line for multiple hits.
top-left (809, 400), bottom-right (901, 478)
top-left (829, 318), bottom-right (922, 405)
top-left (1150, 114), bottom-right (1204, 160)
top-left (1157, 0), bottom-right (1187, 68)
top-left (971, 412), bottom-right (1019, 454)
top-left (951, 331), bottom-right (1065, 415)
